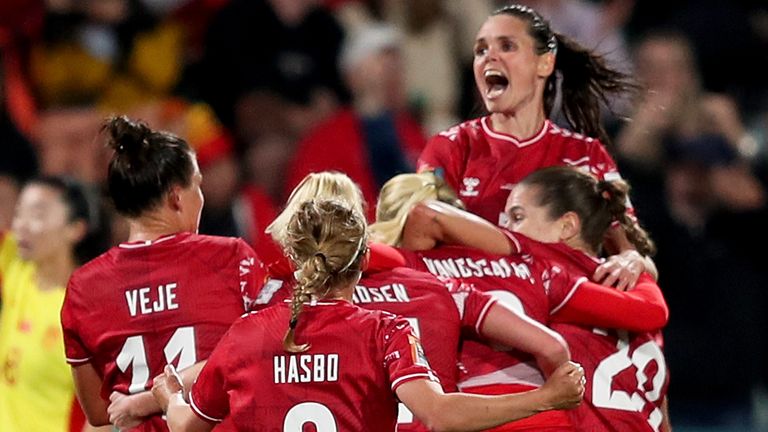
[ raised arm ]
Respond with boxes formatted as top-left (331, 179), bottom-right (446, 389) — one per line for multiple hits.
top-left (403, 201), bottom-right (513, 254)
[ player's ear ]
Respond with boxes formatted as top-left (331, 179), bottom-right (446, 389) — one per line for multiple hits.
top-left (360, 247), bottom-right (371, 273)
top-left (167, 185), bottom-right (183, 212)
top-left (558, 211), bottom-right (581, 242)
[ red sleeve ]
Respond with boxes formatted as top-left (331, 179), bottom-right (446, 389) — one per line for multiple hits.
top-left (446, 280), bottom-right (496, 337)
top-left (551, 273), bottom-right (669, 332)
top-left (367, 242), bottom-right (406, 272)
top-left (61, 276), bottom-right (93, 365)
top-left (189, 321), bottom-right (240, 423)
top-left (235, 239), bottom-right (268, 312)
top-left (382, 316), bottom-right (440, 392)
top-left (417, 132), bottom-right (465, 194)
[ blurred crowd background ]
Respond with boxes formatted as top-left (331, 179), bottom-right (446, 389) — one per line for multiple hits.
top-left (1, 0), bottom-right (767, 430)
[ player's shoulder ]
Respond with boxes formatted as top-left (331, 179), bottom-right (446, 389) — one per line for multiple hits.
top-left (184, 233), bottom-right (245, 250)
top-left (432, 117), bottom-right (484, 143)
top-left (546, 122), bottom-right (601, 145)
top-left (69, 247), bottom-right (120, 283)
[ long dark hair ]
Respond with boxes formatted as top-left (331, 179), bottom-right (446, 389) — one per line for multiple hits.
top-left (520, 167), bottom-right (656, 256)
top-left (103, 116), bottom-right (195, 218)
top-left (492, 4), bottom-right (638, 143)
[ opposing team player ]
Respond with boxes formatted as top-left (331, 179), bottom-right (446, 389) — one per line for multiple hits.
top-left (417, 4), bottom-right (653, 287)
top-left (401, 167), bottom-right (670, 431)
top-left (60, 116), bottom-right (266, 431)
top-left (152, 199), bottom-right (585, 431)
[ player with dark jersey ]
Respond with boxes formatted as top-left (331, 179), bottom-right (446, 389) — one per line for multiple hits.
top-left (61, 116), bottom-right (266, 431)
top-left (152, 200), bottom-right (586, 432)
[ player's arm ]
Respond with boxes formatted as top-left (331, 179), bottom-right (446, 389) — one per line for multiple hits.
top-left (403, 201), bottom-right (512, 254)
top-left (396, 361), bottom-right (584, 431)
top-left (153, 366), bottom-right (212, 432)
top-left (552, 274), bottom-right (669, 332)
top-left (107, 361), bottom-right (207, 429)
top-left (596, 227), bottom-right (659, 290)
top-left (71, 363), bottom-right (110, 426)
top-left (481, 301), bottom-right (570, 377)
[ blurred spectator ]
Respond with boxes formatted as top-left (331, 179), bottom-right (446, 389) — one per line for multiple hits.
top-left (284, 23), bottom-right (425, 219)
top-left (199, 0), bottom-right (347, 137)
top-left (29, 0), bottom-right (184, 111)
top-left (616, 29), bottom-right (768, 431)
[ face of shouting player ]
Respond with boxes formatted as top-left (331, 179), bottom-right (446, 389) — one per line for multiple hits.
top-left (472, 14), bottom-right (554, 117)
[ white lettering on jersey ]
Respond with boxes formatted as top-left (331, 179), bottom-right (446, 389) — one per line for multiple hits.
top-left (274, 354), bottom-right (339, 384)
top-left (352, 284), bottom-right (410, 304)
top-left (125, 283), bottom-right (179, 317)
top-left (459, 177), bottom-right (480, 197)
top-left (422, 257), bottom-right (533, 283)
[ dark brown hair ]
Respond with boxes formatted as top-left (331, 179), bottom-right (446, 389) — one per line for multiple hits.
top-left (492, 4), bottom-right (638, 143)
top-left (281, 199), bottom-right (368, 352)
top-left (103, 115), bottom-right (195, 218)
top-left (520, 166), bottom-right (656, 256)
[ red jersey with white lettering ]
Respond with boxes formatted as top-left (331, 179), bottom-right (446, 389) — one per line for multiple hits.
top-left (418, 117), bottom-right (624, 225)
top-left (255, 267), bottom-right (496, 432)
top-left (61, 233), bottom-right (266, 432)
top-left (401, 245), bottom-right (584, 431)
top-left (189, 301), bottom-right (439, 431)
top-left (506, 231), bottom-right (670, 432)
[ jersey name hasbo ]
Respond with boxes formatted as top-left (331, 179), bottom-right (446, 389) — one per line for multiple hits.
top-left (273, 353), bottom-right (340, 384)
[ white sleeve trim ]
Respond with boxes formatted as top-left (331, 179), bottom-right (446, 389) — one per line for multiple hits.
top-left (475, 298), bottom-right (498, 335)
top-left (550, 277), bottom-right (587, 315)
top-left (391, 372), bottom-right (439, 390)
top-left (507, 232), bottom-right (522, 253)
top-left (189, 391), bottom-right (223, 423)
top-left (66, 356), bottom-right (92, 364)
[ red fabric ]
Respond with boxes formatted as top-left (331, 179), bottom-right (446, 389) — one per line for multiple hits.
top-left (367, 241), bottom-right (407, 271)
top-left (419, 118), bottom-right (625, 225)
top-left (553, 274), bottom-right (668, 333)
top-left (190, 301), bottom-right (437, 431)
top-left (502, 231), bottom-right (669, 431)
top-left (286, 109), bottom-right (426, 221)
top-left (61, 233), bottom-right (266, 432)
top-left (68, 397), bottom-right (85, 432)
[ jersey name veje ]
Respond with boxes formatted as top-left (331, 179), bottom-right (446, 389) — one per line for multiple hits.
top-left (125, 283), bottom-right (179, 317)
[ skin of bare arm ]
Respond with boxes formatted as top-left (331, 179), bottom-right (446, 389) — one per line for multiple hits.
top-left (153, 362), bottom-right (584, 432)
top-left (71, 363), bottom-right (110, 426)
top-left (107, 361), bottom-right (207, 429)
top-left (395, 361), bottom-right (584, 432)
top-left (152, 365), bottom-right (213, 432)
top-left (403, 201), bottom-right (513, 254)
top-left (481, 301), bottom-right (569, 377)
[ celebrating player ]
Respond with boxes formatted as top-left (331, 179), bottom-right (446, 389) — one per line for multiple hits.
top-left (60, 116), bottom-right (266, 431)
top-left (153, 199), bottom-right (585, 431)
top-left (417, 4), bottom-right (652, 287)
top-left (398, 167), bottom-right (670, 431)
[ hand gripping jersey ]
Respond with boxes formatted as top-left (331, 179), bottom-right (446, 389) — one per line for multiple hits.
top-left (189, 301), bottom-right (439, 431)
top-left (255, 267), bottom-right (496, 432)
top-left (418, 117), bottom-right (624, 225)
top-left (401, 245), bottom-right (585, 431)
top-left (508, 231), bottom-right (670, 432)
top-left (61, 233), bottom-right (266, 431)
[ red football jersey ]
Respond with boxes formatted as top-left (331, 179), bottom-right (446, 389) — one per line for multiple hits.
top-left (256, 267), bottom-right (496, 432)
top-left (401, 245), bottom-right (583, 431)
top-left (61, 233), bottom-right (266, 431)
top-left (189, 301), bottom-right (439, 431)
top-left (507, 231), bottom-right (670, 432)
top-left (418, 118), bottom-right (623, 225)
